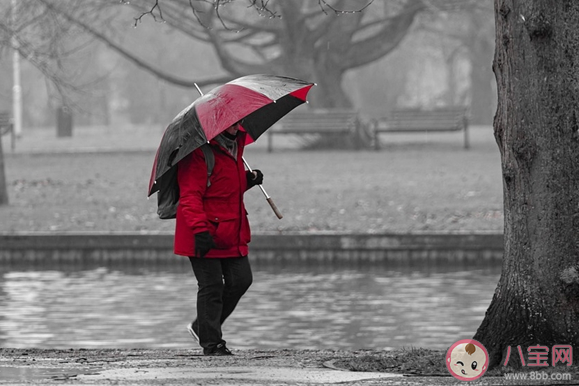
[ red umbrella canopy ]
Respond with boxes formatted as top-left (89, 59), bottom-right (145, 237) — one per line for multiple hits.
top-left (148, 74), bottom-right (314, 196)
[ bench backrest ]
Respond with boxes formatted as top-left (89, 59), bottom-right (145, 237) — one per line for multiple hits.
top-left (280, 109), bottom-right (359, 132)
top-left (389, 107), bottom-right (467, 130)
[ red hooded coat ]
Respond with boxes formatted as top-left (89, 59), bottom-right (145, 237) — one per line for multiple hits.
top-left (174, 133), bottom-right (251, 258)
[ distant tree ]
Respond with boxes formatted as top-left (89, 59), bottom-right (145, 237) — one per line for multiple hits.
top-left (0, 134), bottom-right (7, 205)
top-left (0, 1), bottom-right (91, 104)
top-left (124, 0), bottom-right (426, 108)
top-left (443, 1), bottom-right (495, 125)
top-left (2, 0), bottom-right (484, 110)
top-left (464, 2), bottom-right (495, 125)
top-left (473, 0), bottom-right (579, 369)
top-left (32, 0), bottom-right (485, 109)
top-left (415, 1), bottom-right (494, 123)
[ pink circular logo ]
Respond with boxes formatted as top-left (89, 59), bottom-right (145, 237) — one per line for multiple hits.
top-left (446, 339), bottom-right (489, 381)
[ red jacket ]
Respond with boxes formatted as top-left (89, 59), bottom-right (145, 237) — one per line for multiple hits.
top-left (174, 133), bottom-right (251, 258)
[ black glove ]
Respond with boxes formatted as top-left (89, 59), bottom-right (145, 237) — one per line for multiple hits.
top-left (246, 169), bottom-right (263, 189)
top-left (194, 231), bottom-right (215, 258)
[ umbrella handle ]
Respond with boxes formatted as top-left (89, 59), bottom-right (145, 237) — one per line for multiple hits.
top-left (242, 157), bottom-right (283, 220)
top-left (266, 196), bottom-right (283, 220)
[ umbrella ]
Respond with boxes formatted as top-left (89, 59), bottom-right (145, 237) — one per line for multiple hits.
top-left (148, 74), bottom-right (315, 218)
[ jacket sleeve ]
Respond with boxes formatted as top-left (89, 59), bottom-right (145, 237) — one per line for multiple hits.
top-left (177, 149), bottom-right (208, 234)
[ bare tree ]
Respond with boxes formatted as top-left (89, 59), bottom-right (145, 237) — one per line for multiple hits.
top-left (415, 1), bottom-right (494, 123)
top-left (0, 0), bottom-right (97, 104)
top-left (464, 2), bottom-right (495, 125)
top-left (474, 0), bottom-right (579, 369)
top-left (2, 0), bottom-right (482, 108)
top-left (124, 0), bottom-right (426, 108)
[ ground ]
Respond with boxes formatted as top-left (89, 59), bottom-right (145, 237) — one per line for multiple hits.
top-left (3, 348), bottom-right (577, 385)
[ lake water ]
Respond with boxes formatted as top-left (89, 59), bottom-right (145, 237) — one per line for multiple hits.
top-left (0, 261), bottom-right (500, 351)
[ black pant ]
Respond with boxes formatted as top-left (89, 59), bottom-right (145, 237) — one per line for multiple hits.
top-left (188, 256), bottom-right (252, 349)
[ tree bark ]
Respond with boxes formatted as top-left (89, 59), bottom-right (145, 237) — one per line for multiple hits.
top-left (474, 0), bottom-right (579, 369)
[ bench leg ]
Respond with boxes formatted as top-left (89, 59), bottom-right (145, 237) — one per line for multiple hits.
top-left (11, 125), bottom-right (15, 152)
top-left (463, 126), bottom-right (469, 149)
top-left (374, 132), bottom-right (380, 150)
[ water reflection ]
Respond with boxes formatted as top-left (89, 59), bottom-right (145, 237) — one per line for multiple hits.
top-left (0, 262), bottom-right (499, 350)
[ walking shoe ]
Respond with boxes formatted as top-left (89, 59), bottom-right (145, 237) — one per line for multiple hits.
top-left (203, 343), bottom-right (233, 356)
top-left (186, 322), bottom-right (199, 344)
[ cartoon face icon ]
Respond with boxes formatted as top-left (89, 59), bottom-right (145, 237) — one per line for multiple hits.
top-left (446, 339), bottom-right (488, 381)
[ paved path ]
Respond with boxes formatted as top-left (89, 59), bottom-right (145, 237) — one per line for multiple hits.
top-left (0, 349), bottom-right (561, 386)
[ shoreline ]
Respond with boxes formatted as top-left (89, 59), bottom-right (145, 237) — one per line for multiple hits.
top-left (0, 348), bottom-right (516, 385)
top-left (0, 231), bottom-right (503, 265)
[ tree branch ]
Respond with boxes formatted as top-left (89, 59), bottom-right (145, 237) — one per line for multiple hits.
top-left (130, 0), bottom-right (163, 26)
top-left (342, 1), bottom-right (426, 69)
top-left (36, 0), bottom-right (228, 88)
top-left (317, 0), bottom-right (374, 15)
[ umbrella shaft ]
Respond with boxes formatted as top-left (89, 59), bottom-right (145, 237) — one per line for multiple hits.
top-left (242, 157), bottom-right (270, 199)
top-left (257, 184), bottom-right (269, 198)
top-left (242, 156), bottom-right (282, 219)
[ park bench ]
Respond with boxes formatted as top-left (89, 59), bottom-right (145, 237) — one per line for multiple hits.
top-left (0, 112), bottom-right (15, 151)
top-left (267, 109), bottom-right (362, 152)
top-left (372, 107), bottom-right (469, 150)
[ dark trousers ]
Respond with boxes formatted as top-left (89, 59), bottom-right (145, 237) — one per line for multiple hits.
top-left (188, 256), bottom-right (252, 349)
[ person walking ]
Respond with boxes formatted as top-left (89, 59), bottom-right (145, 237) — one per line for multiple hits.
top-left (174, 122), bottom-right (263, 356)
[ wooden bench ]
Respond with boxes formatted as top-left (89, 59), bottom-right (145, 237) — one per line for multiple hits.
top-left (268, 109), bottom-right (361, 152)
top-left (372, 107), bottom-right (469, 150)
top-left (0, 112), bottom-right (15, 151)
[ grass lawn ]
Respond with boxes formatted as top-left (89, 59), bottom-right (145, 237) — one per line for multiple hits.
top-left (0, 125), bottom-right (504, 233)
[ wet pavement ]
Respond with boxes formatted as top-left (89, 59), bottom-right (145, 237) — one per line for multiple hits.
top-left (1, 349), bottom-right (571, 385)
top-left (0, 349), bottom-right (405, 385)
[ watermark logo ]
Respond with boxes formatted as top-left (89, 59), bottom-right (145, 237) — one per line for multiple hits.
top-left (502, 344), bottom-right (574, 382)
top-left (446, 339), bottom-right (489, 381)
top-left (503, 344), bottom-right (573, 367)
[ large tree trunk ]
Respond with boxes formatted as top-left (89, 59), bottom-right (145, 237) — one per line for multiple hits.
top-left (473, 0), bottom-right (579, 369)
top-left (310, 66), bottom-right (350, 109)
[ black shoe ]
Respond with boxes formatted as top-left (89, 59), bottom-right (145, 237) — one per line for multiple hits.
top-left (186, 321), bottom-right (199, 344)
top-left (203, 343), bottom-right (233, 356)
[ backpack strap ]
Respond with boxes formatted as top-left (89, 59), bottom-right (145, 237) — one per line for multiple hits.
top-left (200, 143), bottom-right (215, 187)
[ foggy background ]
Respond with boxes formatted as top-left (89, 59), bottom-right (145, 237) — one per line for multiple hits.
top-left (0, 1), bottom-right (495, 131)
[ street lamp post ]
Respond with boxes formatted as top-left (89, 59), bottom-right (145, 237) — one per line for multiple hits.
top-left (11, 0), bottom-right (22, 139)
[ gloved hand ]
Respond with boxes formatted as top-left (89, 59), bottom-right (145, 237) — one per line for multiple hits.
top-left (194, 231), bottom-right (215, 258)
top-left (246, 169), bottom-right (264, 189)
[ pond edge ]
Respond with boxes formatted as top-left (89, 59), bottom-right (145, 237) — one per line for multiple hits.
top-left (0, 231), bottom-right (503, 266)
